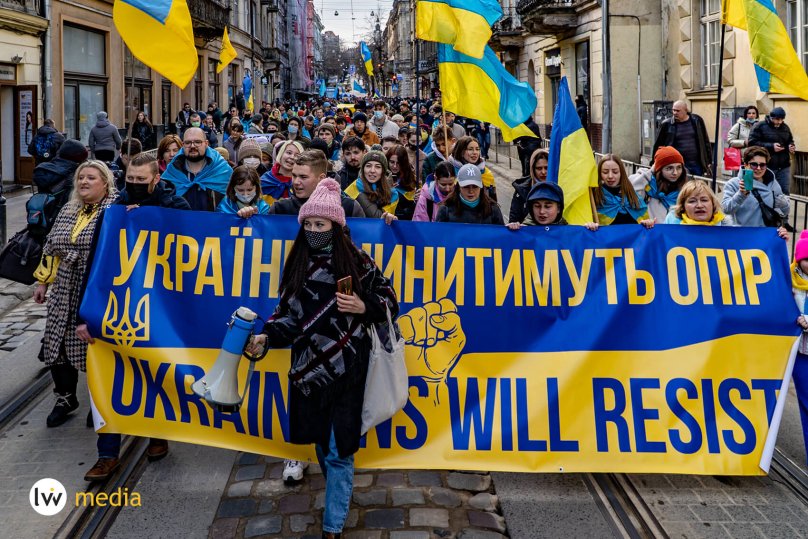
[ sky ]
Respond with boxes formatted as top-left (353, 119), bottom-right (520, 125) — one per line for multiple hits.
top-left (314, 0), bottom-right (394, 46)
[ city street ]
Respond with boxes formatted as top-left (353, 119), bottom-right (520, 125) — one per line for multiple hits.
top-left (0, 154), bottom-right (805, 538)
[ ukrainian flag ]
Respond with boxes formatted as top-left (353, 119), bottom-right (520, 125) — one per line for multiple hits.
top-left (546, 77), bottom-right (598, 225)
top-left (722, 0), bottom-right (808, 100)
top-left (438, 44), bottom-right (537, 142)
top-left (113, 0), bottom-right (198, 89)
top-left (353, 81), bottom-right (367, 95)
top-left (360, 42), bottom-right (374, 77)
top-left (416, 0), bottom-right (502, 59)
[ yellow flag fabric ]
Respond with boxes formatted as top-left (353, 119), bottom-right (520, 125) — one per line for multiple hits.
top-left (217, 27), bottom-right (237, 74)
top-left (113, 0), bottom-right (198, 89)
top-left (416, 0), bottom-right (502, 59)
top-left (721, 0), bottom-right (808, 100)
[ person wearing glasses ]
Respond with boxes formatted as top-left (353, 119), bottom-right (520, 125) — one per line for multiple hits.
top-left (721, 145), bottom-right (789, 235)
top-left (161, 127), bottom-right (233, 211)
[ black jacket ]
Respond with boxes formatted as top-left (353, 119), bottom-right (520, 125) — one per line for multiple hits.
top-left (508, 176), bottom-right (532, 224)
top-left (269, 191), bottom-right (365, 217)
top-left (436, 201), bottom-right (505, 225)
top-left (337, 164), bottom-right (360, 190)
top-left (748, 118), bottom-right (795, 170)
top-left (33, 158), bottom-right (77, 193)
top-left (652, 114), bottom-right (712, 175)
top-left (115, 181), bottom-right (191, 210)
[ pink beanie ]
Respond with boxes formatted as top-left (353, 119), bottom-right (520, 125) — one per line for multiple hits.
top-left (298, 178), bottom-right (346, 227)
top-left (795, 230), bottom-right (808, 262)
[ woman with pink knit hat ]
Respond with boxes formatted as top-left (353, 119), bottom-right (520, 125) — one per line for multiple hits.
top-left (790, 230), bottom-right (808, 464)
top-left (246, 179), bottom-right (399, 539)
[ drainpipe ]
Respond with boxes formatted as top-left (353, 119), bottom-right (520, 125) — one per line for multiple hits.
top-left (41, 0), bottom-right (52, 120)
top-left (601, 0), bottom-right (611, 153)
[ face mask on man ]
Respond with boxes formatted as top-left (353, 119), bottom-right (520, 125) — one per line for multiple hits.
top-left (125, 182), bottom-right (151, 202)
top-left (288, 125), bottom-right (299, 134)
top-left (236, 191), bottom-right (256, 204)
top-left (191, 121), bottom-right (201, 128)
top-left (374, 111), bottom-right (385, 121)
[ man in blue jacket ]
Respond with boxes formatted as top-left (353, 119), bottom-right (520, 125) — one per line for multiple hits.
top-left (160, 127), bottom-right (232, 211)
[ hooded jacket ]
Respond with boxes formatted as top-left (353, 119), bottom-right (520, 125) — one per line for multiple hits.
top-left (721, 167), bottom-right (790, 227)
top-left (435, 199), bottom-right (504, 225)
top-left (88, 118), bottom-right (122, 155)
top-left (748, 117), bottom-right (795, 170)
top-left (509, 150), bottom-right (547, 223)
top-left (727, 117), bottom-right (758, 149)
top-left (27, 125), bottom-right (65, 164)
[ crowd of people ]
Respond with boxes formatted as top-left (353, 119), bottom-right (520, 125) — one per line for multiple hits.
top-left (19, 96), bottom-right (808, 539)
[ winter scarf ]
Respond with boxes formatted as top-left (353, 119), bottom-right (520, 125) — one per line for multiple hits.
top-left (680, 211), bottom-right (726, 226)
top-left (644, 176), bottom-right (680, 211)
top-left (596, 186), bottom-right (649, 224)
top-left (161, 147), bottom-right (232, 197)
top-left (792, 261), bottom-right (808, 291)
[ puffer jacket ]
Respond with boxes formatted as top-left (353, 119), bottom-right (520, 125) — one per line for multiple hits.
top-left (721, 167), bottom-right (790, 227)
top-left (727, 118), bottom-right (758, 149)
top-left (436, 201), bottom-right (504, 225)
top-left (748, 117), bottom-right (795, 170)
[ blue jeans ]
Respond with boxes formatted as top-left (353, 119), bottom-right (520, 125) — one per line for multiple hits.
top-left (772, 166), bottom-right (792, 195)
top-left (476, 131), bottom-right (490, 159)
top-left (97, 433), bottom-right (121, 459)
top-left (794, 353), bottom-right (808, 465)
top-left (315, 430), bottom-right (354, 533)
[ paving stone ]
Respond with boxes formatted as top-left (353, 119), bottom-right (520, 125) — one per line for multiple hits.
top-left (238, 452), bottom-right (261, 466)
top-left (9, 322), bottom-right (27, 330)
top-left (376, 472), bottom-right (407, 487)
top-left (234, 464), bottom-right (265, 481)
top-left (408, 471), bottom-right (442, 487)
top-left (244, 515), bottom-right (283, 537)
top-left (457, 530), bottom-right (508, 539)
top-left (254, 478), bottom-right (286, 496)
top-left (354, 474), bottom-right (374, 488)
top-left (390, 532), bottom-right (431, 539)
top-left (226, 480), bottom-right (253, 497)
top-left (217, 498), bottom-right (258, 518)
top-left (429, 487), bottom-right (461, 508)
top-left (278, 493), bottom-right (311, 514)
top-left (755, 523), bottom-right (802, 539)
top-left (268, 462), bottom-right (284, 479)
top-left (344, 532), bottom-right (383, 539)
top-left (468, 493), bottom-right (498, 511)
top-left (762, 504), bottom-right (807, 523)
top-left (467, 511), bottom-right (507, 533)
top-left (691, 504), bottom-right (732, 522)
top-left (310, 474), bottom-right (326, 490)
top-left (691, 522), bottom-right (731, 539)
top-left (448, 472), bottom-right (491, 492)
top-left (314, 492), bottom-right (325, 510)
top-left (719, 523), bottom-right (765, 539)
top-left (208, 517), bottom-right (239, 538)
top-left (364, 508), bottom-right (406, 529)
top-left (353, 488), bottom-right (387, 506)
top-left (290, 514), bottom-right (315, 532)
top-left (308, 463), bottom-right (323, 474)
top-left (694, 489), bottom-right (733, 505)
top-left (345, 509), bottom-right (359, 528)
top-left (409, 507), bottom-right (449, 528)
top-left (258, 499), bottom-right (274, 514)
top-left (392, 488), bottom-right (425, 506)
top-left (721, 504), bottom-right (767, 523)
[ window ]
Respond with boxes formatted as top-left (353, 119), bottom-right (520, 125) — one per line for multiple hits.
top-left (124, 49), bottom-right (152, 125)
top-left (208, 59), bottom-right (220, 107)
top-left (575, 41), bottom-right (589, 101)
top-left (787, 0), bottom-right (808, 70)
top-left (228, 63), bottom-right (239, 109)
top-left (63, 25), bottom-right (107, 143)
top-left (195, 57), bottom-right (203, 110)
top-left (700, 0), bottom-right (722, 88)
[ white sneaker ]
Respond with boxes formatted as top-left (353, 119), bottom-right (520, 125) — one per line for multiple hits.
top-left (283, 459), bottom-right (308, 483)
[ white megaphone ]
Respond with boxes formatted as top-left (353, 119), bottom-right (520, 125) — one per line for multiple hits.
top-left (192, 307), bottom-right (265, 413)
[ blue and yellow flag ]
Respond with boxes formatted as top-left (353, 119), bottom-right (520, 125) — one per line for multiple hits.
top-left (547, 77), bottom-right (599, 225)
top-left (353, 80), bottom-right (367, 95)
top-left (113, 0), bottom-right (198, 89)
top-left (722, 0), bottom-right (808, 100)
top-left (360, 42), bottom-right (374, 77)
top-left (416, 0), bottom-right (502, 59)
top-left (217, 27), bottom-right (237, 74)
top-left (438, 44), bottom-right (537, 142)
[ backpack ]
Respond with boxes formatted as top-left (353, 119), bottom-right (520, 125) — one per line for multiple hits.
top-left (34, 132), bottom-right (59, 161)
top-left (0, 229), bottom-right (42, 285)
top-left (26, 190), bottom-right (68, 235)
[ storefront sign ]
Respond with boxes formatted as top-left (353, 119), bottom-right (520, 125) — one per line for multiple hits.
top-left (545, 48), bottom-right (562, 76)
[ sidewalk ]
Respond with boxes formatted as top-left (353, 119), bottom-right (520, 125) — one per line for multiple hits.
top-left (210, 456), bottom-right (507, 538)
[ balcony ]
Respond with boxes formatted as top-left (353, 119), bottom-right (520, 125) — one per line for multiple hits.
top-left (0, 0), bottom-right (40, 14)
top-left (263, 47), bottom-right (281, 64)
top-left (0, 0), bottom-right (47, 36)
top-left (516, 0), bottom-right (579, 35)
top-left (190, 0), bottom-right (230, 42)
top-left (261, 0), bottom-right (279, 12)
top-left (490, 9), bottom-right (524, 53)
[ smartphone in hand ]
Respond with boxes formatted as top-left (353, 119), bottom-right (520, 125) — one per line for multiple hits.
top-left (337, 276), bottom-right (352, 296)
top-left (742, 169), bottom-right (754, 191)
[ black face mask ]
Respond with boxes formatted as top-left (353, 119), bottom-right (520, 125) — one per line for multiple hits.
top-left (305, 229), bottom-right (333, 251)
top-left (126, 182), bottom-right (151, 202)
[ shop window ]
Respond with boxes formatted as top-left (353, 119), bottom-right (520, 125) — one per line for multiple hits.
top-left (63, 24), bottom-right (107, 143)
top-left (208, 59), bottom-right (221, 107)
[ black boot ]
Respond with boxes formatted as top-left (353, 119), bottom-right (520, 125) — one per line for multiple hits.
top-left (322, 533), bottom-right (341, 539)
top-left (46, 393), bottom-right (78, 427)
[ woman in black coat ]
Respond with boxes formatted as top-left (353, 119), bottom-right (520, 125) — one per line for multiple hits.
top-left (247, 179), bottom-right (398, 539)
top-left (436, 163), bottom-right (504, 225)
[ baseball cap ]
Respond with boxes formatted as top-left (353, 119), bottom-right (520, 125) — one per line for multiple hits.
top-left (457, 164), bottom-right (483, 188)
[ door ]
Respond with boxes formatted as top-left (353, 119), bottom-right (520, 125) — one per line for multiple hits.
top-left (14, 85), bottom-right (37, 185)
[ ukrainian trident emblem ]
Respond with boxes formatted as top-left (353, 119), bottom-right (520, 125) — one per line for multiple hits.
top-left (101, 289), bottom-right (150, 348)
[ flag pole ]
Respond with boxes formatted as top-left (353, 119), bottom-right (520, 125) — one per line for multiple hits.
top-left (414, 0), bottom-right (421, 182)
top-left (710, 23), bottom-right (726, 191)
top-left (126, 44), bottom-right (135, 159)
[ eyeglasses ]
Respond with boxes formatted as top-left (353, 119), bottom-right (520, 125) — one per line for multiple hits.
top-left (184, 140), bottom-right (205, 146)
top-left (748, 162), bottom-right (767, 169)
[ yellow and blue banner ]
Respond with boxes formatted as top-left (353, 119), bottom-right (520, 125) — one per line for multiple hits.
top-left (113, 0), bottom-right (198, 89)
top-left (81, 207), bottom-right (799, 475)
top-left (722, 0), bottom-right (808, 101)
top-left (360, 41), bottom-right (374, 77)
top-left (438, 44), bottom-right (538, 142)
top-left (217, 27), bottom-right (237, 74)
top-left (547, 77), bottom-right (599, 225)
top-left (416, 0), bottom-right (502, 59)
